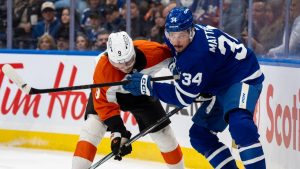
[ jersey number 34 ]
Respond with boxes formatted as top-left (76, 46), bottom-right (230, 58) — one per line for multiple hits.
top-left (181, 34), bottom-right (247, 86)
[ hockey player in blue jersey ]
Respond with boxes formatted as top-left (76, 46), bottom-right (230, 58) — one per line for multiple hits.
top-left (123, 6), bottom-right (266, 169)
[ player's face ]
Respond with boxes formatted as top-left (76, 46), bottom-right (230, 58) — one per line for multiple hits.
top-left (109, 55), bottom-right (136, 73)
top-left (168, 31), bottom-right (190, 53)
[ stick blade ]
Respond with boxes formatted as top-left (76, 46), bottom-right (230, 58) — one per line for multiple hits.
top-left (2, 64), bottom-right (32, 94)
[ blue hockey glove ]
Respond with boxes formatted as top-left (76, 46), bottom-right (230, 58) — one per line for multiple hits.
top-left (123, 72), bottom-right (153, 96)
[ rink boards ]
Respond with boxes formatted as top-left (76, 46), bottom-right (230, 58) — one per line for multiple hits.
top-left (0, 51), bottom-right (300, 169)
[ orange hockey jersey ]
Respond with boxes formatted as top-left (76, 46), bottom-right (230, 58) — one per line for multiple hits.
top-left (92, 40), bottom-right (171, 121)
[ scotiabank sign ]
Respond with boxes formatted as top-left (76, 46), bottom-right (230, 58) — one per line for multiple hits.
top-left (265, 84), bottom-right (299, 150)
top-left (254, 65), bottom-right (300, 169)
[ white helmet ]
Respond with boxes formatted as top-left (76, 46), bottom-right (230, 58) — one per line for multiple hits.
top-left (107, 31), bottom-right (135, 64)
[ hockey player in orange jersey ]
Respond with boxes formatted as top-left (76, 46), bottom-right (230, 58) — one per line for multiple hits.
top-left (71, 31), bottom-right (184, 169)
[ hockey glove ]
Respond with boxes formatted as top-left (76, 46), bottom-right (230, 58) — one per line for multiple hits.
top-left (123, 72), bottom-right (153, 96)
top-left (110, 130), bottom-right (132, 161)
top-left (104, 116), bottom-right (132, 161)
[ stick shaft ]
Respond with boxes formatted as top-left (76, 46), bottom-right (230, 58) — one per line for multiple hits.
top-left (2, 64), bottom-right (178, 95)
top-left (30, 75), bottom-right (177, 94)
top-left (89, 107), bottom-right (182, 169)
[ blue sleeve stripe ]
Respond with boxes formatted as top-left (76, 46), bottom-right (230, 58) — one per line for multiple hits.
top-left (174, 81), bottom-right (200, 98)
top-left (175, 89), bottom-right (190, 106)
top-left (241, 69), bottom-right (263, 82)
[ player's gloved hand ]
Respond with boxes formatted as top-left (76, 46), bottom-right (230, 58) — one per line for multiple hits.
top-left (123, 72), bottom-right (153, 96)
top-left (110, 130), bottom-right (132, 161)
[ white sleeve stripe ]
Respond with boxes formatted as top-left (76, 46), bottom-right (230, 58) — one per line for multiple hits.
top-left (174, 81), bottom-right (200, 98)
top-left (175, 88), bottom-right (190, 106)
top-left (140, 58), bottom-right (171, 76)
top-left (239, 143), bottom-right (262, 153)
top-left (207, 145), bottom-right (227, 161)
top-left (215, 156), bottom-right (235, 169)
top-left (241, 69), bottom-right (263, 82)
top-left (242, 155), bottom-right (265, 165)
top-left (206, 96), bottom-right (216, 114)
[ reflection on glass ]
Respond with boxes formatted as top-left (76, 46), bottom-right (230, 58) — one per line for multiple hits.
top-left (0, 0), bottom-right (7, 48)
top-left (254, 0), bottom-right (285, 56)
top-left (268, 0), bottom-right (300, 59)
top-left (0, 0), bottom-right (298, 59)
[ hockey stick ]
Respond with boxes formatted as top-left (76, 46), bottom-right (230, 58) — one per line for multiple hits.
top-left (89, 107), bottom-right (182, 169)
top-left (1, 64), bottom-right (178, 95)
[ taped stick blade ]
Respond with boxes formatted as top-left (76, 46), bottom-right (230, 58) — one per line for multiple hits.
top-left (2, 64), bottom-right (32, 94)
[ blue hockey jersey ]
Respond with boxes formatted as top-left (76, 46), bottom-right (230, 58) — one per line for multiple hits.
top-left (153, 24), bottom-right (264, 107)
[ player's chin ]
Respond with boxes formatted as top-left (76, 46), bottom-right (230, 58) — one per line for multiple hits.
top-left (175, 47), bottom-right (184, 53)
top-left (120, 67), bottom-right (133, 74)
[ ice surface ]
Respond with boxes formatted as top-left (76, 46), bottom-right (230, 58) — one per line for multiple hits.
top-left (0, 146), bottom-right (168, 169)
